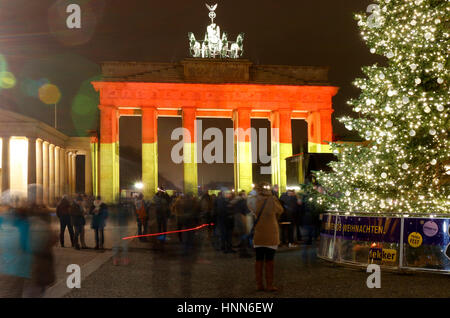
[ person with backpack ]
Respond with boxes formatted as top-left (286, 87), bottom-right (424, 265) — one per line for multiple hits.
top-left (134, 194), bottom-right (148, 242)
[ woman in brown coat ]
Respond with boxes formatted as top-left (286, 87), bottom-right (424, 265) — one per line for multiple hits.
top-left (250, 182), bottom-right (284, 292)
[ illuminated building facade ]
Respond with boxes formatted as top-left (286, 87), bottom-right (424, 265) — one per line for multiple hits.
top-left (92, 59), bottom-right (339, 202)
top-left (0, 108), bottom-right (93, 205)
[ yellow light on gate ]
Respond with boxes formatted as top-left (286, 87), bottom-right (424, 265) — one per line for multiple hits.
top-left (9, 137), bottom-right (28, 197)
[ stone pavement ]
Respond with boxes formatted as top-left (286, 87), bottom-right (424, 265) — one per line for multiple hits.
top-left (64, 222), bottom-right (450, 298)
top-left (44, 215), bottom-right (138, 297)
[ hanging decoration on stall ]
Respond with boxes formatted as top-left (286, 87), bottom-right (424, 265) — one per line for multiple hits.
top-left (188, 3), bottom-right (245, 59)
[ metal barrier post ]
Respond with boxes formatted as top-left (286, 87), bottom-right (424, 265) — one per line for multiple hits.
top-left (332, 214), bottom-right (338, 261)
top-left (399, 216), bottom-right (405, 270)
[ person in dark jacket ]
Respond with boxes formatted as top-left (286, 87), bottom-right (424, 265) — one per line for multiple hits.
top-left (181, 192), bottom-right (200, 255)
top-left (299, 193), bottom-right (315, 245)
top-left (216, 190), bottom-right (235, 253)
top-left (56, 196), bottom-right (74, 248)
top-left (89, 196), bottom-right (108, 250)
top-left (232, 190), bottom-right (252, 258)
top-left (279, 190), bottom-right (299, 247)
top-left (153, 189), bottom-right (170, 240)
top-left (71, 196), bottom-right (87, 250)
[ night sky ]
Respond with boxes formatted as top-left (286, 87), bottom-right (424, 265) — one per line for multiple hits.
top-left (0, 0), bottom-right (385, 190)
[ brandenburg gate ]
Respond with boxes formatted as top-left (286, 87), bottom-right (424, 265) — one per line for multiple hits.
top-left (91, 4), bottom-right (338, 203)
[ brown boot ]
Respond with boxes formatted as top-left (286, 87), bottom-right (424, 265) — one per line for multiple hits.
top-left (265, 260), bottom-right (278, 292)
top-left (255, 260), bottom-right (265, 291)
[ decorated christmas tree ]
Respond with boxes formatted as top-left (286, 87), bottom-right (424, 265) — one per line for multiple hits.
top-left (313, 0), bottom-right (449, 214)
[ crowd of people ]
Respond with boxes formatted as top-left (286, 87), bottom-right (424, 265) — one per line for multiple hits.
top-left (117, 182), bottom-right (324, 291)
top-left (0, 180), bottom-right (324, 297)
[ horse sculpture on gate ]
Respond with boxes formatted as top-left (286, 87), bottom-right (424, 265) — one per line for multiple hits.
top-left (188, 3), bottom-right (245, 59)
top-left (230, 33), bottom-right (245, 59)
top-left (188, 32), bottom-right (202, 58)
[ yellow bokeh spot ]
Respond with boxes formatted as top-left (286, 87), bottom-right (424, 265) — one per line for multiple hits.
top-left (0, 72), bottom-right (16, 89)
top-left (38, 83), bottom-right (61, 104)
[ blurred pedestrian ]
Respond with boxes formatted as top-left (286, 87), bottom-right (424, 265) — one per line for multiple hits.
top-left (299, 193), bottom-right (315, 245)
top-left (181, 192), bottom-right (200, 256)
top-left (216, 190), bottom-right (235, 253)
top-left (89, 196), bottom-right (108, 250)
top-left (279, 190), bottom-right (298, 248)
top-left (112, 198), bottom-right (133, 266)
top-left (250, 182), bottom-right (283, 292)
top-left (71, 196), bottom-right (87, 250)
top-left (56, 195), bottom-right (74, 248)
top-left (153, 189), bottom-right (170, 241)
top-left (134, 193), bottom-right (148, 242)
top-left (172, 193), bottom-right (184, 242)
top-left (231, 190), bottom-right (252, 258)
top-left (199, 192), bottom-right (213, 226)
top-left (0, 195), bottom-right (32, 297)
top-left (23, 204), bottom-right (57, 297)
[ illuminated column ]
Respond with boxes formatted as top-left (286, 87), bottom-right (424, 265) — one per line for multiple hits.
top-left (42, 141), bottom-right (49, 205)
top-left (85, 151), bottom-right (92, 196)
top-left (9, 137), bottom-right (29, 198)
top-left (99, 105), bottom-right (119, 203)
top-left (90, 137), bottom-right (99, 197)
top-left (270, 110), bottom-right (292, 195)
top-left (55, 146), bottom-right (60, 201)
top-left (67, 152), bottom-right (72, 196)
top-left (28, 138), bottom-right (37, 202)
top-left (182, 107), bottom-right (198, 195)
top-left (71, 153), bottom-right (76, 195)
top-left (36, 139), bottom-right (43, 204)
top-left (233, 108), bottom-right (253, 193)
top-left (1, 136), bottom-right (10, 195)
top-left (307, 109), bottom-right (333, 153)
top-left (142, 107), bottom-right (158, 198)
top-left (59, 148), bottom-right (65, 198)
top-left (49, 144), bottom-right (55, 205)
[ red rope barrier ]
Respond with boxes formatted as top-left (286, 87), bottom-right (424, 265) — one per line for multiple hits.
top-left (122, 223), bottom-right (214, 240)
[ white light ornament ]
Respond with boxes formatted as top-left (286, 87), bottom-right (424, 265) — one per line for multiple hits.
top-left (188, 4), bottom-right (244, 59)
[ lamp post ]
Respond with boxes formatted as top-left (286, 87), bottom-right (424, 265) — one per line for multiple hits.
top-left (54, 102), bottom-right (57, 129)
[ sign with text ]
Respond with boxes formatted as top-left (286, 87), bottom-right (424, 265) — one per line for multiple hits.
top-left (335, 215), bottom-right (401, 243)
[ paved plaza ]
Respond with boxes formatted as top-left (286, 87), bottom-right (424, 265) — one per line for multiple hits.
top-left (44, 218), bottom-right (450, 299)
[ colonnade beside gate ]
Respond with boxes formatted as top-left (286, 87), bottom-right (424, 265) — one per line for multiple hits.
top-left (96, 105), bottom-right (335, 202)
top-left (0, 136), bottom-right (91, 206)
